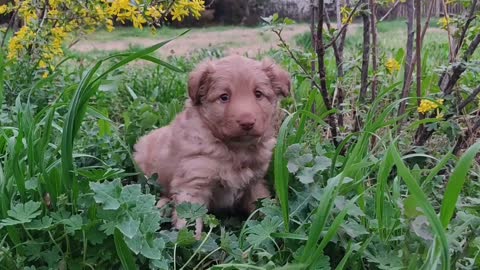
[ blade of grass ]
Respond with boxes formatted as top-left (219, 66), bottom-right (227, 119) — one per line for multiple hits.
top-left (306, 192), bottom-right (363, 267)
top-left (439, 140), bottom-right (480, 228)
top-left (61, 35), bottom-right (185, 207)
top-left (421, 151), bottom-right (452, 189)
top-left (300, 176), bottom-right (337, 263)
top-left (390, 144), bottom-right (449, 270)
top-left (274, 112), bottom-right (296, 232)
top-left (114, 228), bottom-right (137, 270)
top-left (376, 145), bottom-right (394, 240)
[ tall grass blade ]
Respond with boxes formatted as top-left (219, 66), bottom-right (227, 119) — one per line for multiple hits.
top-left (300, 176), bottom-right (337, 264)
top-left (61, 36), bottom-right (184, 206)
top-left (439, 140), bottom-right (480, 228)
top-left (376, 146), bottom-right (394, 240)
top-left (114, 228), bottom-right (137, 270)
top-left (390, 144), bottom-right (449, 270)
top-left (274, 113), bottom-right (295, 231)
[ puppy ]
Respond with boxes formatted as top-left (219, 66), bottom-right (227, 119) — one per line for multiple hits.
top-left (134, 55), bottom-right (291, 237)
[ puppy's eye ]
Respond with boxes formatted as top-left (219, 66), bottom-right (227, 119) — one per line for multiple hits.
top-left (219, 94), bottom-right (230, 103)
top-left (255, 90), bottom-right (263, 99)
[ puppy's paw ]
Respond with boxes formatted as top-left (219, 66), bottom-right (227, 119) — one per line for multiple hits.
top-left (156, 197), bottom-right (170, 209)
top-left (172, 209), bottom-right (187, 230)
top-left (194, 218), bottom-right (203, 240)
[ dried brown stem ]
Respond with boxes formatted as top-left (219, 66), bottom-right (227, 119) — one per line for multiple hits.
top-left (1, 9), bottom-right (20, 48)
top-left (359, 0), bottom-right (370, 102)
top-left (324, 0), bottom-right (362, 50)
top-left (453, 0), bottom-right (478, 57)
top-left (441, 0), bottom-right (455, 62)
top-left (415, 0), bottom-right (422, 109)
top-left (457, 85), bottom-right (480, 112)
top-left (324, 5), bottom-right (345, 128)
top-left (441, 33), bottom-right (480, 95)
top-left (272, 29), bottom-right (322, 94)
top-left (317, 0), bottom-right (338, 144)
top-left (369, 0), bottom-right (378, 100)
top-left (379, 0), bottom-right (401, 22)
top-left (397, 0), bottom-right (414, 117)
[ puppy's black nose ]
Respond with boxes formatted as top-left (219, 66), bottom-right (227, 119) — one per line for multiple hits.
top-left (239, 122), bottom-right (255, 131)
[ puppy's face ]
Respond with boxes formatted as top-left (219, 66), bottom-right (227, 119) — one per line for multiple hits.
top-left (188, 55), bottom-right (291, 142)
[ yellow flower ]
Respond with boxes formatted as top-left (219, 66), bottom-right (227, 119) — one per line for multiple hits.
top-left (48, 9), bottom-right (59, 17)
top-left (52, 27), bottom-right (67, 39)
top-left (170, 0), bottom-right (205, 21)
top-left (417, 99), bottom-right (444, 114)
top-left (42, 71), bottom-right (49, 78)
top-left (385, 58), bottom-right (401, 74)
top-left (38, 60), bottom-right (47, 68)
top-left (170, 5), bottom-right (189, 22)
top-left (0, 4), bottom-right (8, 15)
top-left (131, 12), bottom-right (146, 29)
top-left (7, 26), bottom-right (34, 60)
top-left (146, 5), bottom-right (164, 20)
top-left (340, 5), bottom-right (352, 25)
top-left (438, 17), bottom-right (449, 30)
top-left (106, 19), bottom-right (115, 32)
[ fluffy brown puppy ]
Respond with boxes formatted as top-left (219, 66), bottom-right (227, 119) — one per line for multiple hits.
top-left (134, 55), bottom-right (291, 238)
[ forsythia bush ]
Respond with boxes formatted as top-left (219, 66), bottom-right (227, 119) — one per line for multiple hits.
top-left (0, 0), bottom-right (205, 73)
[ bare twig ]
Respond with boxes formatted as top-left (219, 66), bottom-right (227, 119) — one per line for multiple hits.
top-left (441, 0), bottom-right (455, 62)
top-left (359, 0), bottom-right (370, 102)
top-left (453, 0), bottom-right (478, 57)
top-left (412, 0), bottom-right (424, 142)
top-left (457, 85), bottom-right (480, 112)
top-left (441, 33), bottom-right (480, 95)
top-left (324, 0), bottom-right (362, 49)
top-left (369, 0), bottom-right (378, 100)
top-left (272, 29), bottom-right (322, 93)
top-left (1, 9), bottom-right (20, 48)
top-left (415, 0), bottom-right (422, 109)
top-left (310, 0), bottom-right (318, 113)
top-left (317, 0), bottom-right (338, 144)
top-left (397, 0), bottom-right (414, 117)
top-left (324, 5), bottom-right (345, 128)
top-left (379, 0), bottom-right (401, 22)
top-left (453, 115), bottom-right (480, 155)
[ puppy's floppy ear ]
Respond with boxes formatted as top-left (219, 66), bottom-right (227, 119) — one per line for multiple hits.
top-left (188, 61), bottom-right (214, 105)
top-left (262, 58), bottom-right (291, 97)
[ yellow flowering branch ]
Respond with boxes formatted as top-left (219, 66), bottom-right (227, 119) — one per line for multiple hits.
top-left (1, 0), bottom-right (205, 73)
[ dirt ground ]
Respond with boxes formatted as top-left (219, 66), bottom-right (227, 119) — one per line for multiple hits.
top-left (72, 24), bottom-right (311, 57)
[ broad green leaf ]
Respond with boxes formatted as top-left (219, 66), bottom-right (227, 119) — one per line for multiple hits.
top-left (117, 217), bottom-right (140, 239)
top-left (245, 216), bottom-right (281, 247)
top-left (341, 220), bottom-right (369, 238)
top-left (177, 228), bottom-right (196, 247)
top-left (90, 180), bottom-right (122, 210)
top-left (0, 201), bottom-right (42, 226)
top-left (25, 216), bottom-right (53, 230)
top-left (61, 214), bottom-right (83, 234)
top-left (176, 202), bottom-right (208, 220)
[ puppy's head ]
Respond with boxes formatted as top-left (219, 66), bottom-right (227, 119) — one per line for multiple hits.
top-left (188, 55), bottom-right (291, 142)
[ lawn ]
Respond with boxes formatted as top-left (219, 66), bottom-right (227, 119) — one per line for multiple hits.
top-left (1, 15), bottom-right (479, 270)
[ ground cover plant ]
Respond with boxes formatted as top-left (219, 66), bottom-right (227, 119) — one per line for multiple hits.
top-left (0, 0), bottom-right (479, 269)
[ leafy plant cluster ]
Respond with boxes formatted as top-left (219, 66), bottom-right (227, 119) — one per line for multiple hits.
top-left (0, 6), bottom-right (480, 270)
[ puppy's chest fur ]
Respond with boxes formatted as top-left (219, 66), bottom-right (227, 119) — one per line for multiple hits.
top-left (210, 141), bottom-right (274, 209)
